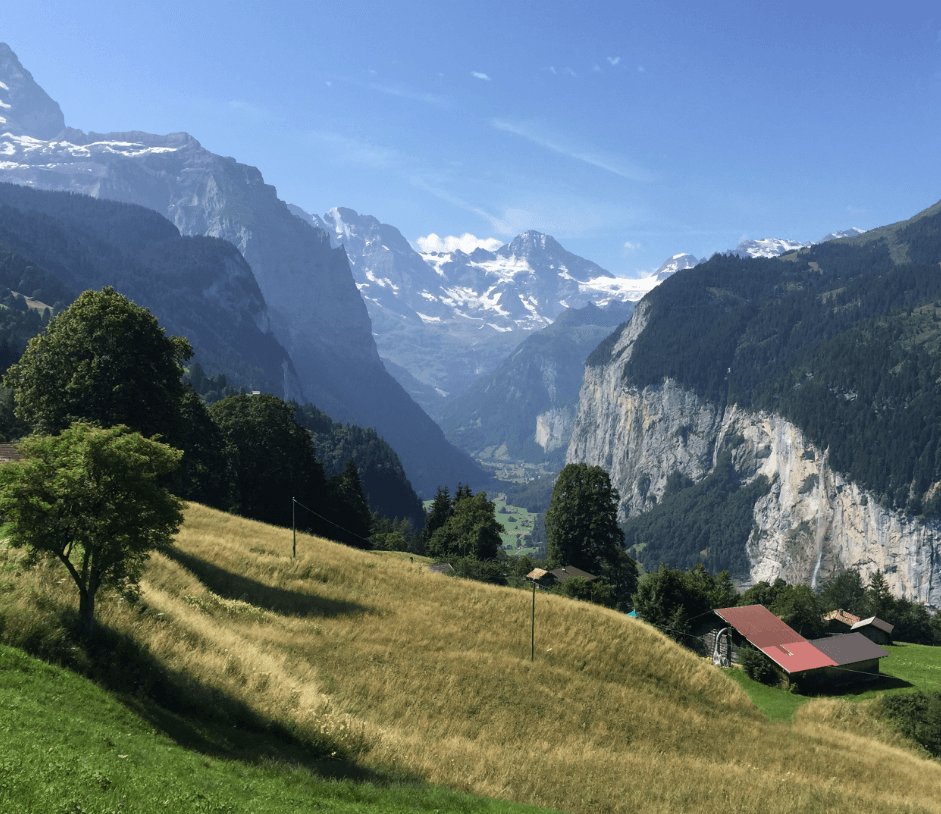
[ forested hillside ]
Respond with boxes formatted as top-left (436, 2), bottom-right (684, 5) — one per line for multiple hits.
top-left (0, 183), bottom-right (296, 397)
top-left (0, 189), bottom-right (427, 530)
top-left (591, 200), bottom-right (941, 518)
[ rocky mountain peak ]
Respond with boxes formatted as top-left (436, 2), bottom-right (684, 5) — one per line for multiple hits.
top-left (653, 253), bottom-right (699, 281)
top-left (0, 43), bottom-right (66, 140)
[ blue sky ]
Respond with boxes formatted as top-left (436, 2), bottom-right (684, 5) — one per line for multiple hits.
top-left (5, 1), bottom-right (941, 276)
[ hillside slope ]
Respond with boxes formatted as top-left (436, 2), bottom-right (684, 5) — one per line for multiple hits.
top-left (3, 503), bottom-right (940, 814)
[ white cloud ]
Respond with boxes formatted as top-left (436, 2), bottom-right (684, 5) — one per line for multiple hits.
top-left (607, 56), bottom-right (621, 66)
top-left (637, 65), bottom-right (646, 73)
top-left (490, 118), bottom-right (655, 183)
top-left (547, 66), bottom-right (557, 75)
top-left (565, 67), bottom-right (577, 78)
top-left (415, 233), bottom-right (503, 254)
top-left (471, 71), bottom-right (492, 81)
top-left (623, 241), bottom-right (641, 253)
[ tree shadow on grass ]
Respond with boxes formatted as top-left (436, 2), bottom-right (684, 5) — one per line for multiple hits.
top-left (19, 606), bottom-right (420, 785)
top-left (164, 548), bottom-right (369, 619)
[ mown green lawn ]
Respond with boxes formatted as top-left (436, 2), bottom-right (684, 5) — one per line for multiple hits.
top-left (0, 643), bottom-right (557, 814)
top-left (723, 641), bottom-right (941, 721)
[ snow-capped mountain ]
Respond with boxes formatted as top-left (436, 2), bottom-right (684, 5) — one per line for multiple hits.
top-left (652, 253), bottom-right (699, 281)
top-left (728, 237), bottom-right (810, 258)
top-left (818, 227), bottom-right (867, 242)
top-left (293, 206), bottom-right (660, 414)
top-left (727, 228), bottom-right (867, 260)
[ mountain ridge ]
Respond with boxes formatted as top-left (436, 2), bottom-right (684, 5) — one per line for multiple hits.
top-left (0, 42), bottom-right (483, 496)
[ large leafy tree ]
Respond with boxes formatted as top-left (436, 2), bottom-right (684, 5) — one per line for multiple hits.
top-left (546, 463), bottom-right (624, 574)
top-left (0, 423), bottom-right (184, 638)
top-left (427, 488), bottom-right (504, 561)
top-left (3, 287), bottom-right (192, 442)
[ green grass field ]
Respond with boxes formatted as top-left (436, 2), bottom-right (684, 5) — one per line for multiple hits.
top-left (724, 641), bottom-right (941, 721)
top-left (494, 498), bottom-right (539, 555)
top-left (0, 643), bottom-right (556, 814)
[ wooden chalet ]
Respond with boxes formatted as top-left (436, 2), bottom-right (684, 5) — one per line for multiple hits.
top-left (526, 566), bottom-right (597, 589)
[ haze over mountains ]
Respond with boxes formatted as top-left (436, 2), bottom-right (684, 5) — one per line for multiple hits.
top-left (0, 42), bottom-right (481, 496)
top-left (293, 205), bottom-right (660, 414)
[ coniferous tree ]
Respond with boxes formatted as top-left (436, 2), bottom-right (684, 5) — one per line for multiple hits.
top-left (330, 459), bottom-right (372, 548)
top-left (422, 486), bottom-right (453, 549)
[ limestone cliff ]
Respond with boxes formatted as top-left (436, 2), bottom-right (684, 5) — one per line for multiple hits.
top-left (567, 301), bottom-right (941, 608)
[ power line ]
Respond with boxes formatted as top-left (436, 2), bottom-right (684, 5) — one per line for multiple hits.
top-left (292, 496), bottom-right (374, 546)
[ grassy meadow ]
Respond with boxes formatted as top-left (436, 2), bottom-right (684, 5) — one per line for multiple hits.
top-left (2, 503), bottom-right (941, 814)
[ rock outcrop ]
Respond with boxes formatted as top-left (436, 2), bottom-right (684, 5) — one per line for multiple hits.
top-left (567, 301), bottom-right (941, 608)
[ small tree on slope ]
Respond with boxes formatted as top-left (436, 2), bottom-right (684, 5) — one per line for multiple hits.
top-left (0, 423), bottom-right (184, 638)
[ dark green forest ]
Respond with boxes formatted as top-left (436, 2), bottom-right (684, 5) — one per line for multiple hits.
top-left (592, 201), bottom-right (941, 517)
top-left (621, 454), bottom-right (771, 575)
top-left (0, 184), bottom-right (428, 538)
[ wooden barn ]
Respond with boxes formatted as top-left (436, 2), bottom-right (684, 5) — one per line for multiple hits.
top-left (713, 605), bottom-right (889, 688)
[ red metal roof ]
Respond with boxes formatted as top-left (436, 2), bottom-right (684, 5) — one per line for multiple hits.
top-left (714, 605), bottom-right (808, 647)
top-left (758, 640), bottom-right (837, 672)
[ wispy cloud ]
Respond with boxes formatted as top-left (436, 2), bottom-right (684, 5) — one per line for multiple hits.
top-left (565, 67), bottom-right (577, 78)
top-left (307, 131), bottom-right (402, 170)
top-left (327, 73), bottom-right (449, 107)
top-left (471, 71), bottom-right (492, 81)
top-left (607, 56), bottom-right (621, 66)
top-left (407, 175), bottom-right (514, 235)
top-left (490, 118), bottom-right (655, 183)
top-left (637, 65), bottom-right (646, 73)
top-left (623, 241), bottom-right (641, 253)
top-left (226, 100), bottom-right (269, 122)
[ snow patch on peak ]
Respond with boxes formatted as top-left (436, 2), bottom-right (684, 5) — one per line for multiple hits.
top-left (819, 227), bottom-right (866, 242)
top-left (730, 237), bottom-right (810, 259)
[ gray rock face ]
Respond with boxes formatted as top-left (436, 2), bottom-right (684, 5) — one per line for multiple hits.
top-left (0, 44), bottom-right (65, 140)
top-left (439, 301), bottom-right (634, 465)
top-left (567, 301), bottom-right (941, 608)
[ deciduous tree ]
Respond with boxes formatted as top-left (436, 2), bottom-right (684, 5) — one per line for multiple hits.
top-left (0, 423), bottom-right (184, 638)
top-left (546, 463), bottom-right (624, 574)
top-left (3, 287), bottom-right (192, 442)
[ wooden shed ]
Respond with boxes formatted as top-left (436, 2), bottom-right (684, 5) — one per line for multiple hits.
top-left (851, 616), bottom-right (894, 646)
top-left (713, 605), bottom-right (889, 688)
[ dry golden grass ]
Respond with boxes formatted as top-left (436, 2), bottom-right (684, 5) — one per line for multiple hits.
top-left (4, 502), bottom-right (941, 814)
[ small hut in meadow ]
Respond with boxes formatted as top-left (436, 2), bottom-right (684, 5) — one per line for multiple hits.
top-left (851, 616), bottom-right (894, 646)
